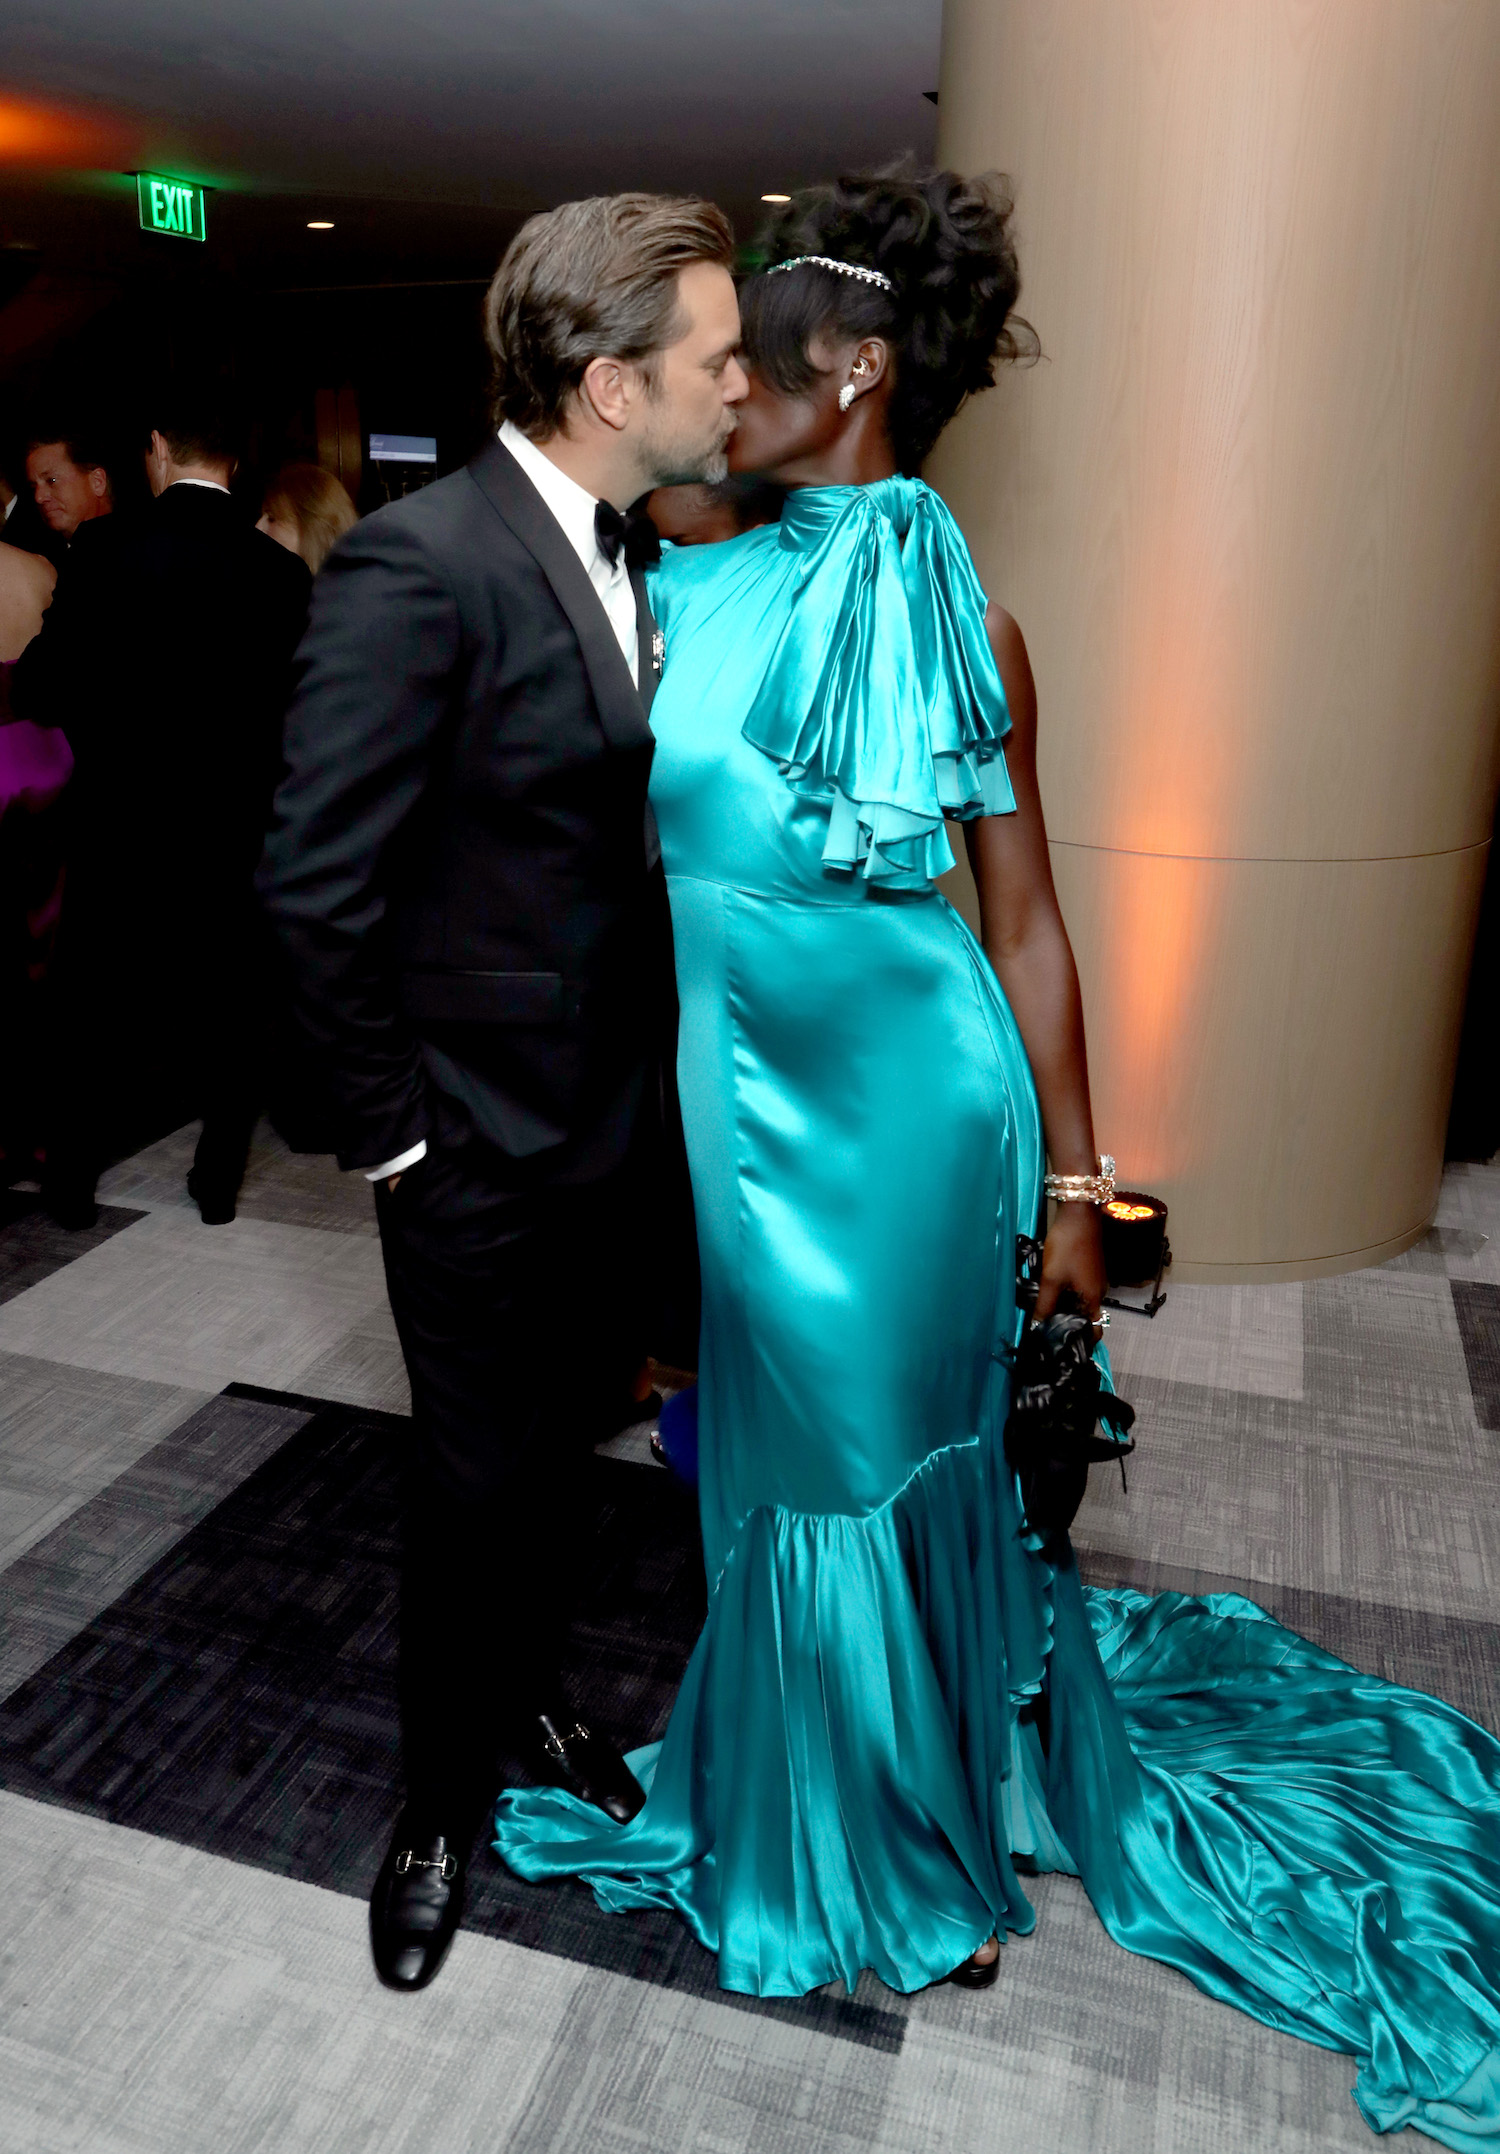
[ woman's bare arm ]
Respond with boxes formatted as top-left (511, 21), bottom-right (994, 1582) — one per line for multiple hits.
top-left (963, 601), bottom-right (1107, 1321)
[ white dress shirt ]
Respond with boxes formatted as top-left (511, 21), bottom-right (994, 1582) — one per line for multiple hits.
top-left (497, 421), bottom-right (638, 686)
top-left (364, 422), bottom-right (641, 1183)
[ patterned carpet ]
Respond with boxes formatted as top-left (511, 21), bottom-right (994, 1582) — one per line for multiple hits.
top-left (1, 1116), bottom-right (1498, 2152)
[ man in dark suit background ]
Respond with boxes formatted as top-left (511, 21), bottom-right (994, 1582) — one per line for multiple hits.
top-left (258, 193), bottom-right (744, 1992)
top-left (13, 403), bottom-right (310, 1224)
top-left (2, 424), bottom-right (115, 571)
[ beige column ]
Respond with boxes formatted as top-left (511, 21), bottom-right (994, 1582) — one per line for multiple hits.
top-left (931, 0), bottom-right (1500, 1279)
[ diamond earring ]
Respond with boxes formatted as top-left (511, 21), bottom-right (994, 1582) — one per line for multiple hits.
top-left (838, 383), bottom-right (856, 412)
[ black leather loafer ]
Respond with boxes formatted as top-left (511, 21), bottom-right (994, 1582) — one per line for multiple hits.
top-left (369, 1814), bottom-right (468, 1991)
top-left (535, 1711), bottom-right (646, 1824)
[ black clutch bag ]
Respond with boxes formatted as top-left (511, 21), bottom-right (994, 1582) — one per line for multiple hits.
top-left (1003, 1236), bottom-right (1136, 1561)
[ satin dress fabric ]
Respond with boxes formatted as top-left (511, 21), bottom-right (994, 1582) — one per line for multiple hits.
top-left (494, 480), bottom-right (1500, 2148)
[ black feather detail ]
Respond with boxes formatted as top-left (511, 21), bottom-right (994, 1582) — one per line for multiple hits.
top-left (1003, 1237), bottom-right (1136, 1563)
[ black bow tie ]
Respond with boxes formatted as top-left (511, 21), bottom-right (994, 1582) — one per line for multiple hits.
top-left (594, 499), bottom-right (661, 572)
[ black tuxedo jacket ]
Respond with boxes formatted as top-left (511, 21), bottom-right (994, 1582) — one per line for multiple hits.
top-left (258, 437), bottom-right (669, 1176)
top-left (13, 487), bottom-right (310, 930)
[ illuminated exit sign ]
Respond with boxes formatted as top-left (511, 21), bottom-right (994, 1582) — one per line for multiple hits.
top-left (136, 173), bottom-right (207, 242)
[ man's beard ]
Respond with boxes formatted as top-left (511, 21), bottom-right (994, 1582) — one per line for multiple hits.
top-left (641, 412), bottom-right (734, 490)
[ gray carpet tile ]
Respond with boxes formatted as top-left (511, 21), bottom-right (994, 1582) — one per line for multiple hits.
top-left (1452, 1280), bottom-right (1500, 1433)
top-left (0, 1348), bottom-right (210, 1576)
top-left (0, 1388), bottom-right (312, 1700)
top-left (1302, 1267), bottom-right (1477, 1455)
top-left (1383, 1225), bottom-right (1490, 1276)
top-left (1075, 1257), bottom-right (1500, 1620)
top-left (503, 1968), bottom-right (902, 2154)
top-left (98, 1117), bottom-right (378, 1237)
top-left (0, 1790), bottom-right (1383, 2154)
top-left (892, 1874), bottom-right (1375, 2154)
top-left (293, 1306), bottom-right (412, 1417)
top-left (0, 1193), bottom-right (146, 1309)
top-left (0, 1789), bottom-right (588, 2154)
top-left (1104, 1280), bottom-right (1304, 1399)
top-left (0, 1203), bottom-right (396, 1400)
top-left (1071, 1369), bottom-right (1500, 1621)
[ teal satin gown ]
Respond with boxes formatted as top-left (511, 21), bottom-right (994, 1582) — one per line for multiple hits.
top-left (495, 480), bottom-right (1500, 2148)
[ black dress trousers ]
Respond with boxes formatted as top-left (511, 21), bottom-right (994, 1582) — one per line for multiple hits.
top-left (375, 1129), bottom-right (648, 1823)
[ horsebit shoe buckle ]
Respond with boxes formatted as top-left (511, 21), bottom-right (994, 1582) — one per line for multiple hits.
top-left (544, 1721), bottom-right (591, 1762)
top-left (394, 1849), bottom-right (458, 1881)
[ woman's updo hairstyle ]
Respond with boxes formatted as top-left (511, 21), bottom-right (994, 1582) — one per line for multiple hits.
top-left (741, 162), bottom-right (1037, 476)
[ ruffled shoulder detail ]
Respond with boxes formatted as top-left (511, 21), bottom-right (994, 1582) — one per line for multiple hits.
top-left (741, 479), bottom-right (1015, 891)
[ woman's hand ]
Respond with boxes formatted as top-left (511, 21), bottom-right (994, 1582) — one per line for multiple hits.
top-left (1035, 1202), bottom-right (1108, 1325)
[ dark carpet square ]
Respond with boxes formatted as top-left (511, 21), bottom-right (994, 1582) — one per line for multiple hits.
top-left (1452, 1279), bottom-right (1500, 1432)
top-left (0, 1389), bottom-right (903, 2051)
top-left (0, 1193), bottom-right (146, 1306)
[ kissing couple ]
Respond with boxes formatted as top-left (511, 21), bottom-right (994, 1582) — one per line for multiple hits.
top-left (262, 173), bottom-right (1500, 2148)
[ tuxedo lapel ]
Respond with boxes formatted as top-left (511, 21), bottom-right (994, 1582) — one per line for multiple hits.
top-left (466, 439), bottom-right (652, 756)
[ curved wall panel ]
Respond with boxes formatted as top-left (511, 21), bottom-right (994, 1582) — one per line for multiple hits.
top-left (931, 0), bottom-right (1500, 1277)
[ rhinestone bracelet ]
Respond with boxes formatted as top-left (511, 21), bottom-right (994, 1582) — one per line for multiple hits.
top-left (1044, 1154), bottom-right (1116, 1206)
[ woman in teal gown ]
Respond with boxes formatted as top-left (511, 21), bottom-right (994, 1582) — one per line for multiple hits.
top-left (495, 171), bottom-right (1500, 2146)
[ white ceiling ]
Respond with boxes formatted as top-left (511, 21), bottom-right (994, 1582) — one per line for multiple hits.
top-left (5, 0), bottom-right (943, 215)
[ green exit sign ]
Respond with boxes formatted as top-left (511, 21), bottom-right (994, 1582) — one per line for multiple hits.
top-left (136, 173), bottom-right (207, 242)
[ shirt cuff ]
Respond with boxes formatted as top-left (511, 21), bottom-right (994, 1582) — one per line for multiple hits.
top-left (364, 1139), bottom-right (428, 1182)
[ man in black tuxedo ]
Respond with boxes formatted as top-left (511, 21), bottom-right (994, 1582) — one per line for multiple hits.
top-left (13, 404), bottom-right (310, 1224)
top-left (258, 192), bottom-right (745, 1992)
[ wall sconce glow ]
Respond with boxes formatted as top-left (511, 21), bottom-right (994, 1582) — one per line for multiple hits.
top-left (0, 95), bottom-right (137, 167)
top-left (307, 220), bottom-right (334, 229)
top-left (136, 172), bottom-right (206, 242)
top-left (761, 193), bottom-right (791, 203)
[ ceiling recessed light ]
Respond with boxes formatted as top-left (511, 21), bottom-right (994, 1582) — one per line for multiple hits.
top-left (761, 193), bottom-right (791, 204)
top-left (307, 220), bottom-right (334, 229)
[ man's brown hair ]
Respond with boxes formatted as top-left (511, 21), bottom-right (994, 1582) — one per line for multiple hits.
top-left (484, 192), bottom-right (735, 440)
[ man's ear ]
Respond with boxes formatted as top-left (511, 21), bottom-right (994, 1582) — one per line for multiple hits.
top-left (578, 355), bottom-right (634, 436)
top-left (87, 466), bottom-right (109, 500)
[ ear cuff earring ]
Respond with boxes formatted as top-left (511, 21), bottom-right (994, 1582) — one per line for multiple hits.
top-left (839, 360), bottom-right (870, 414)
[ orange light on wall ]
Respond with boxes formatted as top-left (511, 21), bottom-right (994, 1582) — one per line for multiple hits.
top-left (0, 95), bottom-right (138, 168)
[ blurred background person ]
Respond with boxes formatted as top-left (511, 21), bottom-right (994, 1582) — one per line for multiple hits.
top-left (0, 541), bottom-right (67, 1187)
top-left (644, 473), bottom-right (784, 547)
top-left (1, 437), bottom-right (65, 569)
top-left (253, 462), bottom-right (357, 1155)
top-left (256, 460), bottom-right (358, 574)
top-left (12, 399), bottom-right (311, 1227)
top-left (23, 426), bottom-right (114, 556)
